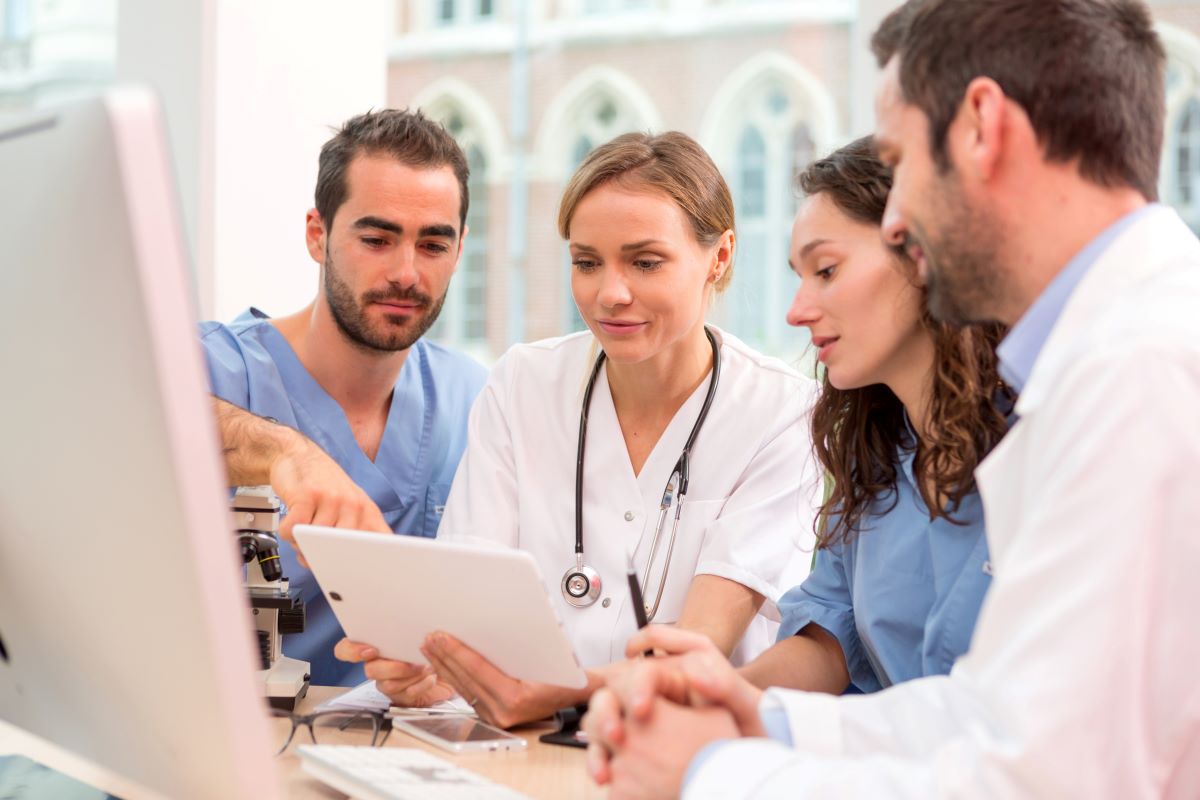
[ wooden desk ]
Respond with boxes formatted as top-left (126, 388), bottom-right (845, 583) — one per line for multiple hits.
top-left (282, 687), bottom-right (605, 799)
top-left (0, 686), bottom-right (605, 799)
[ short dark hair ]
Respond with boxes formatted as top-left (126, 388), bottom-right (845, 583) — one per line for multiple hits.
top-left (314, 108), bottom-right (470, 230)
top-left (872, 0), bottom-right (1166, 200)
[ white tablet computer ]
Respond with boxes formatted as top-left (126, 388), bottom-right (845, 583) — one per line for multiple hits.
top-left (293, 526), bottom-right (588, 689)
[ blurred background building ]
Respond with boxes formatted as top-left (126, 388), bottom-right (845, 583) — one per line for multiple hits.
top-left (4, 0), bottom-right (1200, 366)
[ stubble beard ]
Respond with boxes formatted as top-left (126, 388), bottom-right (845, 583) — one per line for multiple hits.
top-left (323, 251), bottom-right (447, 353)
top-left (918, 174), bottom-right (1010, 326)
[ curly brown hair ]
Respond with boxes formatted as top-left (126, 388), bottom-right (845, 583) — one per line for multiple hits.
top-left (800, 137), bottom-right (1013, 546)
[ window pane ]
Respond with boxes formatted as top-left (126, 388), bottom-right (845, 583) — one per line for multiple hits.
top-left (572, 135), bottom-right (594, 167)
top-left (790, 123), bottom-right (814, 215)
top-left (1177, 99), bottom-right (1200, 207)
top-left (564, 136), bottom-right (595, 333)
top-left (730, 228), bottom-right (768, 346)
top-left (737, 126), bottom-right (767, 219)
top-left (464, 146), bottom-right (488, 343)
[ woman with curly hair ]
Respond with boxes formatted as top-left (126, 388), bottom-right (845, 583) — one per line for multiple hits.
top-left (628, 135), bottom-right (1013, 695)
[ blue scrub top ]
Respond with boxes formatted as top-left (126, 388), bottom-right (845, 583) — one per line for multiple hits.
top-left (778, 441), bottom-right (992, 693)
top-left (200, 308), bottom-right (487, 686)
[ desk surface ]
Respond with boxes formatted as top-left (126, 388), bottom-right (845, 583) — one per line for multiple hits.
top-left (0, 686), bottom-right (605, 800)
top-left (282, 687), bottom-right (605, 799)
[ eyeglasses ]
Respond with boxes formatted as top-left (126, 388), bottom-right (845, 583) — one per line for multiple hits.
top-left (270, 708), bottom-right (392, 756)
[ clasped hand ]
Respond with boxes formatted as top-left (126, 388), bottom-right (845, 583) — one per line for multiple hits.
top-left (580, 626), bottom-right (767, 800)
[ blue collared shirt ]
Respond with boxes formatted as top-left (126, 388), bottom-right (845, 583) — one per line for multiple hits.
top-left (200, 308), bottom-right (486, 685)
top-left (997, 204), bottom-right (1157, 391)
top-left (775, 440), bottom-right (992, 693)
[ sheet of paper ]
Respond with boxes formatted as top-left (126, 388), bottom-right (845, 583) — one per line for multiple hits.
top-left (315, 681), bottom-right (477, 716)
top-left (410, 695), bottom-right (475, 715)
top-left (314, 680), bottom-right (391, 713)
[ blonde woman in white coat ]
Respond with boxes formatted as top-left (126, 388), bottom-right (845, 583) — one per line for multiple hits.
top-left (337, 131), bottom-right (818, 728)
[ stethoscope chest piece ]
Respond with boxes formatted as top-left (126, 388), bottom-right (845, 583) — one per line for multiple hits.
top-left (561, 555), bottom-right (602, 607)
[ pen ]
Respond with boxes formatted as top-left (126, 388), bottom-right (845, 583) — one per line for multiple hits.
top-left (627, 550), bottom-right (654, 657)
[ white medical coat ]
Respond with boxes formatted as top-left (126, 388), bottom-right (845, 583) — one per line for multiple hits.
top-left (688, 206), bottom-right (1200, 798)
top-left (440, 329), bottom-right (819, 668)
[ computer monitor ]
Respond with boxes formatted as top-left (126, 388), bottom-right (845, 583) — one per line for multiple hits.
top-left (0, 90), bottom-right (280, 799)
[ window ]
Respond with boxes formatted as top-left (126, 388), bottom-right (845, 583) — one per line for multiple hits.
top-left (1172, 97), bottom-right (1200, 233)
top-left (580, 0), bottom-right (653, 15)
top-left (0, 0), bottom-right (31, 73)
top-left (432, 0), bottom-right (495, 27)
top-left (721, 81), bottom-right (815, 355)
top-left (1160, 27), bottom-right (1200, 234)
top-left (426, 109), bottom-right (491, 352)
top-left (461, 144), bottom-right (489, 342)
top-left (560, 91), bottom-right (645, 334)
top-left (2, 0), bottom-right (31, 41)
top-left (0, 0), bottom-right (115, 108)
top-left (564, 135), bottom-right (595, 333)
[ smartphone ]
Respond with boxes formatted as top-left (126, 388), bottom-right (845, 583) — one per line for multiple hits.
top-left (391, 715), bottom-right (528, 753)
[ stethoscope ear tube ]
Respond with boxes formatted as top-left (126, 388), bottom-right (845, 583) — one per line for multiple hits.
top-left (563, 327), bottom-right (721, 618)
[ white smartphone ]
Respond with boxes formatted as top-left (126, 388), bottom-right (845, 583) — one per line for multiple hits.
top-left (391, 716), bottom-right (528, 753)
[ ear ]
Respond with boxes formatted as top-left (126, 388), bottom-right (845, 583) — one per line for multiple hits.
top-left (305, 209), bottom-right (327, 265)
top-left (711, 229), bottom-right (735, 283)
top-left (955, 76), bottom-right (1007, 182)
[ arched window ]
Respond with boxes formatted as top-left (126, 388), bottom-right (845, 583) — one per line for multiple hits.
top-left (561, 92), bottom-right (645, 334)
top-left (721, 81), bottom-right (816, 356)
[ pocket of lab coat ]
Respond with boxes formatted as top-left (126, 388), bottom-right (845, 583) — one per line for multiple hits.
top-left (637, 496), bottom-right (728, 626)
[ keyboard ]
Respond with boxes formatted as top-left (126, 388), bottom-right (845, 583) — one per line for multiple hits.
top-left (296, 744), bottom-right (533, 800)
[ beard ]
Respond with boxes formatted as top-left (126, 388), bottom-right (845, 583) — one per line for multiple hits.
top-left (323, 251), bottom-right (446, 353)
top-left (912, 175), bottom-right (1009, 326)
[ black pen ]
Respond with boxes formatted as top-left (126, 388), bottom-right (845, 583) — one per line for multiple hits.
top-left (627, 551), bottom-right (654, 657)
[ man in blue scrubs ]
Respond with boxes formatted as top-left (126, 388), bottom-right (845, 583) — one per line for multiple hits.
top-left (202, 109), bottom-right (487, 686)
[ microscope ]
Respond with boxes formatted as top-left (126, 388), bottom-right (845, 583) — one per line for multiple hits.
top-left (233, 486), bottom-right (310, 710)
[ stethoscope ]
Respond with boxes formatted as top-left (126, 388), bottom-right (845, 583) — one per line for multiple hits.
top-left (561, 326), bottom-right (721, 621)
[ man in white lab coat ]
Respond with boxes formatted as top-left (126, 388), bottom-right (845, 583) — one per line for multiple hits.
top-left (582, 1), bottom-right (1200, 797)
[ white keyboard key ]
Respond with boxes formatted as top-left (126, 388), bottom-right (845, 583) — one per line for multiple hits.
top-left (297, 744), bottom-right (531, 800)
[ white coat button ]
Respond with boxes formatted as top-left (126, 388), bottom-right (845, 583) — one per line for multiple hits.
top-left (624, 511), bottom-right (635, 521)
top-left (602, 598), bottom-right (611, 608)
